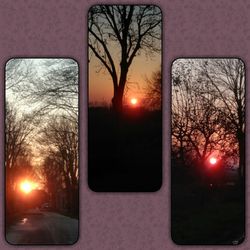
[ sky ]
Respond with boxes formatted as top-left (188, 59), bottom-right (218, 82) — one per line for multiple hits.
top-left (88, 5), bottom-right (162, 106)
top-left (171, 58), bottom-right (245, 166)
top-left (5, 58), bottom-right (78, 170)
top-left (6, 58), bottom-right (78, 113)
top-left (89, 52), bottom-right (161, 106)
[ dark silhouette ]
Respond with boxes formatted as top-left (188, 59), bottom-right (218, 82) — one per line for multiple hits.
top-left (40, 116), bottom-right (78, 217)
top-left (144, 70), bottom-right (161, 110)
top-left (171, 59), bottom-right (245, 245)
top-left (88, 5), bottom-right (161, 112)
top-left (5, 59), bottom-right (79, 233)
top-left (88, 107), bottom-right (162, 191)
top-left (199, 59), bottom-right (245, 181)
top-left (88, 5), bottom-right (162, 191)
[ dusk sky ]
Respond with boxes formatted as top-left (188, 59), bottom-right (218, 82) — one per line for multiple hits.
top-left (88, 5), bottom-right (162, 106)
top-left (6, 58), bottom-right (78, 167)
top-left (89, 51), bottom-right (161, 105)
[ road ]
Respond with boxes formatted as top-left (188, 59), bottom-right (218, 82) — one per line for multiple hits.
top-left (6, 209), bottom-right (78, 245)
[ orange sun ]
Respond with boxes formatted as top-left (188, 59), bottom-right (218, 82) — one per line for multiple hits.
top-left (20, 181), bottom-right (36, 194)
top-left (130, 98), bottom-right (138, 105)
top-left (209, 157), bottom-right (217, 165)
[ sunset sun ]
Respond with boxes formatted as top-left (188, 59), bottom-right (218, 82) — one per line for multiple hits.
top-left (20, 181), bottom-right (34, 194)
top-left (209, 157), bottom-right (217, 165)
top-left (130, 98), bottom-right (138, 105)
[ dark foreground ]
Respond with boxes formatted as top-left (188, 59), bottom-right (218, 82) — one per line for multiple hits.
top-left (88, 107), bottom-right (162, 191)
top-left (171, 165), bottom-right (245, 245)
top-left (6, 209), bottom-right (78, 245)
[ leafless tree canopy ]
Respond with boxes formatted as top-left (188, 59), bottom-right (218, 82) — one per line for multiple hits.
top-left (39, 116), bottom-right (78, 212)
top-left (5, 59), bottom-right (79, 216)
top-left (5, 102), bottom-right (37, 215)
top-left (89, 5), bottom-right (162, 111)
top-left (8, 59), bottom-right (78, 119)
top-left (144, 70), bottom-right (161, 110)
top-left (172, 59), bottom-right (245, 178)
top-left (6, 103), bottom-right (34, 171)
top-left (6, 59), bottom-right (34, 90)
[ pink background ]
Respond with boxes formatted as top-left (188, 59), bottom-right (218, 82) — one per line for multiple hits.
top-left (0, 0), bottom-right (249, 249)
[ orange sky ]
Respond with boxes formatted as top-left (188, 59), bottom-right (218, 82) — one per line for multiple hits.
top-left (88, 49), bottom-right (161, 106)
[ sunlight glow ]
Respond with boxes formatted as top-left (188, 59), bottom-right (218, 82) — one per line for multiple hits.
top-left (130, 98), bottom-right (138, 105)
top-left (20, 181), bottom-right (36, 194)
top-left (209, 157), bottom-right (217, 165)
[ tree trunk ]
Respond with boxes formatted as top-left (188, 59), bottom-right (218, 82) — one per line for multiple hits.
top-left (112, 61), bottom-right (128, 113)
top-left (112, 92), bottom-right (123, 113)
top-left (112, 84), bottom-right (125, 113)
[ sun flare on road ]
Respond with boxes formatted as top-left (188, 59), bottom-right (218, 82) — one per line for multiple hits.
top-left (130, 98), bottom-right (138, 105)
top-left (20, 181), bottom-right (36, 194)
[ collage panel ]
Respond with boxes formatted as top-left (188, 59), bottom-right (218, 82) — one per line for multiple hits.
top-left (5, 58), bottom-right (79, 245)
top-left (88, 5), bottom-right (162, 191)
top-left (171, 58), bottom-right (245, 245)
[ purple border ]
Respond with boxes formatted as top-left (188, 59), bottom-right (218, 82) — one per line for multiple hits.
top-left (0, 0), bottom-right (249, 249)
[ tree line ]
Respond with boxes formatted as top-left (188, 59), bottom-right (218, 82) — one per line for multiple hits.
top-left (89, 5), bottom-right (161, 112)
top-left (172, 59), bottom-right (245, 181)
top-left (6, 59), bottom-right (79, 217)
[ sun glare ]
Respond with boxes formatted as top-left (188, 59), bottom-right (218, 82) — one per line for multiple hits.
top-left (209, 157), bottom-right (217, 165)
top-left (130, 98), bottom-right (138, 105)
top-left (20, 181), bottom-right (35, 194)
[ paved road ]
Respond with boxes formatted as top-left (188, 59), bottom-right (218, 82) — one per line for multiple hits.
top-left (6, 209), bottom-right (78, 245)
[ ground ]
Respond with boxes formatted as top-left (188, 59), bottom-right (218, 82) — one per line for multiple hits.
top-left (171, 164), bottom-right (245, 245)
top-left (6, 208), bottom-right (78, 245)
top-left (88, 107), bottom-right (162, 191)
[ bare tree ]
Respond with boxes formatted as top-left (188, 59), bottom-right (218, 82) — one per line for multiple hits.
top-left (199, 59), bottom-right (245, 178)
top-left (88, 5), bottom-right (161, 112)
top-left (5, 103), bottom-right (34, 190)
top-left (8, 59), bottom-right (78, 120)
top-left (41, 155), bottom-right (64, 208)
top-left (172, 59), bottom-right (245, 183)
top-left (173, 88), bottom-right (215, 163)
top-left (144, 70), bottom-right (161, 110)
top-left (33, 59), bottom-right (78, 118)
top-left (6, 59), bottom-right (79, 217)
top-left (172, 60), bottom-right (231, 166)
top-left (5, 103), bottom-right (37, 217)
top-left (39, 116), bottom-right (78, 214)
top-left (6, 59), bottom-right (34, 90)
